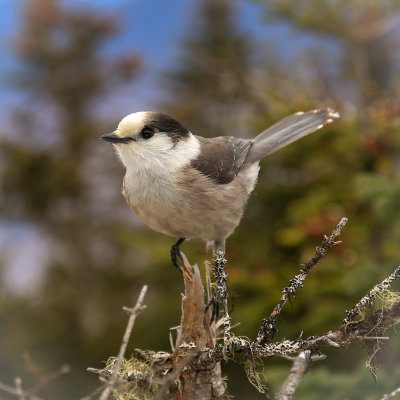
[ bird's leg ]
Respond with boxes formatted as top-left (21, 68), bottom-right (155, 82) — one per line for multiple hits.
top-left (170, 238), bottom-right (185, 272)
top-left (206, 242), bottom-right (231, 340)
top-left (205, 296), bottom-right (220, 324)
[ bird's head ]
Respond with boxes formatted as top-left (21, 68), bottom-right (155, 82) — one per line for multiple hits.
top-left (101, 111), bottom-right (195, 169)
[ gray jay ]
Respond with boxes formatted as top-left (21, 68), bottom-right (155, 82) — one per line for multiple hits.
top-left (101, 109), bottom-right (339, 270)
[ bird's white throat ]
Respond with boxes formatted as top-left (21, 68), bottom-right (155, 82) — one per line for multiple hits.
top-left (115, 133), bottom-right (200, 176)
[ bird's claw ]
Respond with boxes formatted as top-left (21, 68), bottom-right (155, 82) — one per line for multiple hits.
top-left (170, 238), bottom-right (185, 272)
top-left (205, 297), bottom-right (220, 325)
top-left (170, 247), bottom-right (183, 272)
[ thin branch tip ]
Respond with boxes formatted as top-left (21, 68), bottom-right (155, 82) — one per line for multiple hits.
top-left (256, 218), bottom-right (348, 345)
top-left (381, 386), bottom-right (400, 400)
top-left (342, 264), bottom-right (400, 327)
top-left (98, 284), bottom-right (149, 400)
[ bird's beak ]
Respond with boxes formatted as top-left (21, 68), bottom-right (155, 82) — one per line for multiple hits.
top-left (100, 133), bottom-right (136, 144)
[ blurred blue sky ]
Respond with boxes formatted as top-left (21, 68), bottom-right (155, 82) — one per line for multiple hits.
top-left (0, 0), bottom-right (293, 121)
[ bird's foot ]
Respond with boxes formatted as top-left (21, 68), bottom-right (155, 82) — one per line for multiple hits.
top-left (170, 238), bottom-right (185, 272)
top-left (205, 297), bottom-right (220, 325)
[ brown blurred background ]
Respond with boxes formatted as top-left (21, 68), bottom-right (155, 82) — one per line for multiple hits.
top-left (1, 0), bottom-right (400, 398)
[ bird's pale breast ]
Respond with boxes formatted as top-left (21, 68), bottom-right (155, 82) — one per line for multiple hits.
top-left (122, 162), bottom-right (259, 242)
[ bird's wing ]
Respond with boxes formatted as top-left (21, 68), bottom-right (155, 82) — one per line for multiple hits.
top-left (244, 108), bottom-right (339, 165)
top-left (191, 136), bottom-right (252, 184)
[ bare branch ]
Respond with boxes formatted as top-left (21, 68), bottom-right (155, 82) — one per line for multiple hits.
top-left (342, 265), bottom-right (400, 327)
top-left (257, 217), bottom-right (348, 345)
top-left (381, 386), bottom-right (400, 400)
top-left (0, 356), bottom-right (69, 400)
top-left (193, 255), bottom-right (400, 370)
top-left (274, 351), bottom-right (315, 400)
top-left (22, 354), bottom-right (70, 398)
top-left (0, 380), bottom-right (44, 400)
top-left (14, 377), bottom-right (24, 400)
top-left (98, 284), bottom-right (148, 400)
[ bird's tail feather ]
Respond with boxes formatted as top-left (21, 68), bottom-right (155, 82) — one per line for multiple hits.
top-left (244, 108), bottom-right (339, 164)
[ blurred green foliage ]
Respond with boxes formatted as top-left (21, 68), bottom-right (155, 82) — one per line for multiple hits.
top-left (1, 0), bottom-right (400, 399)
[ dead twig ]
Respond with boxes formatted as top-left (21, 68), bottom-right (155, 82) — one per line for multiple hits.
top-left (342, 265), bottom-right (400, 327)
top-left (14, 377), bottom-right (24, 400)
top-left (381, 386), bottom-right (400, 400)
top-left (0, 379), bottom-right (45, 400)
top-left (257, 217), bottom-right (348, 345)
top-left (274, 351), bottom-right (325, 400)
top-left (22, 354), bottom-right (70, 398)
top-left (98, 284), bottom-right (148, 400)
top-left (0, 355), bottom-right (69, 400)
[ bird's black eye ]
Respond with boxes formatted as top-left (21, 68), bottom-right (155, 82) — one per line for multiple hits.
top-left (141, 127), bottom-right (154, 140)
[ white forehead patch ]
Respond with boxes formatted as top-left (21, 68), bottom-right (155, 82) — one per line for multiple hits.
top-left (116, 112), bottom-right (149, 137)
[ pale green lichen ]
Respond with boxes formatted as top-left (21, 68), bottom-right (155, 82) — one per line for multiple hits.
top-left (360, 289), bottom-right (400, 381)
top-left (103, 356), bottom-right (158, 400)
top-left (244, 357), bottom-right (267, 395)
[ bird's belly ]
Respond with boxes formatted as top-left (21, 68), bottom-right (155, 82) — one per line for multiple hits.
top-left (122, 164), bottom-right (258, 241)
top-left (122, 174), bottom-right (182, 237)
